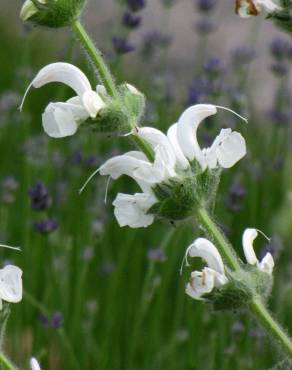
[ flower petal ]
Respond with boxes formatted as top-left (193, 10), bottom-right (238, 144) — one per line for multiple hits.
top-left (32, 62), bottom-right (91, 96)
top-left (176, 104), bottom-right (217, 162)
top-left (167, 123), bottom-right (190, 170)
top-left (99, 152), bottom-right (153, 192)
top-left (187, 237), bottom-right (225, 275)
top-left (215, 130), bottom-right (246, 168)
top-left (30, 358), bottom-right (41, 370)
top-left (242, 228), bottom-right (259, 265)
top-left (113, 193), bottom-right (156, 228)
top-left (82, 90), bottom-right (105, 118)
top-left (0, 265), bottom-right (23, 303)
top-left (258, 252), bottom-right (274, 275)
top-left (42, 102), bottom-right (82, 138)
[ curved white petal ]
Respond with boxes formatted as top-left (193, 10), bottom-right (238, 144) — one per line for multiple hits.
top-left (257, 252), bottom-right (274, 275)
top-left (167, 123), bottom-right (190, 170)
top-left (99, 152), bottom-right (153, 193)
top-left (242, 228), bottom-right (259, 265)
top-left (176, 104), bottom-right (217, 163)
top-left (187, 238), bottom-right (225, 275)
top-left (137, 127), bottom-right (177, 167)
top-left (33, 62), bottom-right (91, 95)
top-left (214, 129), bottom-right (247, 168)
top-left (42, 101), bottom-right (87, 138)
top-left (0, 265), bottom-right (23, 303)
top-left (82, 91), bottom-right (105, 118)
top-left (113, 193), bottom-right (156, 228)
top-left (30, 358), bottom-right (41, 370)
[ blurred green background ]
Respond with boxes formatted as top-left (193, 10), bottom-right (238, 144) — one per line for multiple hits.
top-left (0, 0), bottom-right (291, 369)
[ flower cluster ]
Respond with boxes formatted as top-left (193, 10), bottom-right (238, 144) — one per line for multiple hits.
top-left (97, 104), bottom-right (246, 228)
top-left (185, 228), bottom-right (274, 301)
top-left (235, 0), bottom-right (281, 18)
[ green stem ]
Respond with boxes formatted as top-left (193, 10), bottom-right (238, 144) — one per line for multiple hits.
top-left (196, 207), bottom-right (241, 271)
top-left (71, 20), bottom-right (119, 99)
top-left (131, 134), bottom-right (155, 162)
top-left (250, 298), bottom-right (292, 356)
top-left (0, 353), bottom-right (16, 370)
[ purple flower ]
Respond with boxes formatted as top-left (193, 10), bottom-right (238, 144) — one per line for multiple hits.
top-left (112, 37), bottom-right (135, 54)
top-left (196, 0), bottom-right (217, 12)
top-left (269, 109), bottom-right (291, 125)
top-left (51, 312), bottom-right (63, 329)
top-left (34, 218), bottom-right (59, 234)
top-left (271, 62), bottom-right (289, 77)
top-left (38, 313), bottom-right (49, 328)
top-left (147, 248), bottom-right (167, 262)
top-left (122, 12), bottom-right (141, 29)
top-left (231, 46), bottom-right (255, 66)
top-left (127, 0), bottom-right (146, 12)
top-left (141, 31), bottom-right (171, 58)
top-left (195, 19), bottom-right (216, 35)
top-left (270, 38), bottom-right (291, 60)
top-left (203, 57), bottom-right (223, 77)
top-left (226, 177), bottom-right (246, 212)
top-left (28, 182), bottom-right (51, 211)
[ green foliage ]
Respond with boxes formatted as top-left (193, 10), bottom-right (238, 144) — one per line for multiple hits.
top-left (268, 0), bottom-right (292, 33)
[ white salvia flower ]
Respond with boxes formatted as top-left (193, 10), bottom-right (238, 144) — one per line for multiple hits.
top-left (20, 63), bottom-right (106, 138)
top-left (242, 228), bottom-right (274, 274)
top-left (30, 357), bottom-right (42, 370)
top-left (185, 238), bottom-right (228, 300)
top-left (82, 104), bottom-right (246, 228)
top-left (0, 265), bottom-right (23, 309)
top-left (176, 104), bottom-right (247, 170)
top-left (113, 193), bottom-right (156, 228)
top-left (235, 0), bottom-right (281, 18)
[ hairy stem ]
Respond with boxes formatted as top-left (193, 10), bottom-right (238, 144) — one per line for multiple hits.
top-left (196, 207), bottom-right (241, 271)
top-left (0, 353), bottom-right (16, 370)
top-left (197, 207), bottom-right (292, 356)
top-left (250, 298), bottom-right (292, 356)
top-left (71, 20), bottom-right (119, 99)
top-left (71, 21), bottom-right (155, 162)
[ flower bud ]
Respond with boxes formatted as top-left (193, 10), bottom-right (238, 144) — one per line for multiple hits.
top-left (20, 0), bottom-right (86, 28)
top-left (119, 83), bottom-right (146, 124)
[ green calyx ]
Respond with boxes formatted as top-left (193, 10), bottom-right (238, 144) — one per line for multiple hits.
top-left (81, 84), bottom-right (146, 137)
top-left (149, 167), bottom-right (222, 222)
top-left (20, 0), bottom-right (86, 28)
top-left (203, 266), bottom-right (273, 312)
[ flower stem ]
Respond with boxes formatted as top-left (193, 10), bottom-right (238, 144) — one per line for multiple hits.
top-left (196, 207), bottom-right (241, 271)
top-left (0, 353), bottom-right (16, 370)
top-left (71, 20), bottom-right (119, 99)
top-left (250, 298), bottom-right (292, 356)
top-left (197, 208), bottom-right (292, 356)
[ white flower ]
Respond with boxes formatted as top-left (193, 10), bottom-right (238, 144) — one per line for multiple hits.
top-left (235, 0), bottom-right (281, 18)
top-left (20, 63), bottom-right (105, 138)
top-left (82, 103), bottom-right (246, 228)
top-left (30, 357), bottom-right (42, 370)
top-left (176, 104), bottom-right (247, 170)
top-left (242, 228), bottom-right (274, 274)
top-left (185, 238), bottom-right (228, 300)
top-left (0, 265), bottom-right (23, 308)
top-left (113, 193), bottom-right (156, 228)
